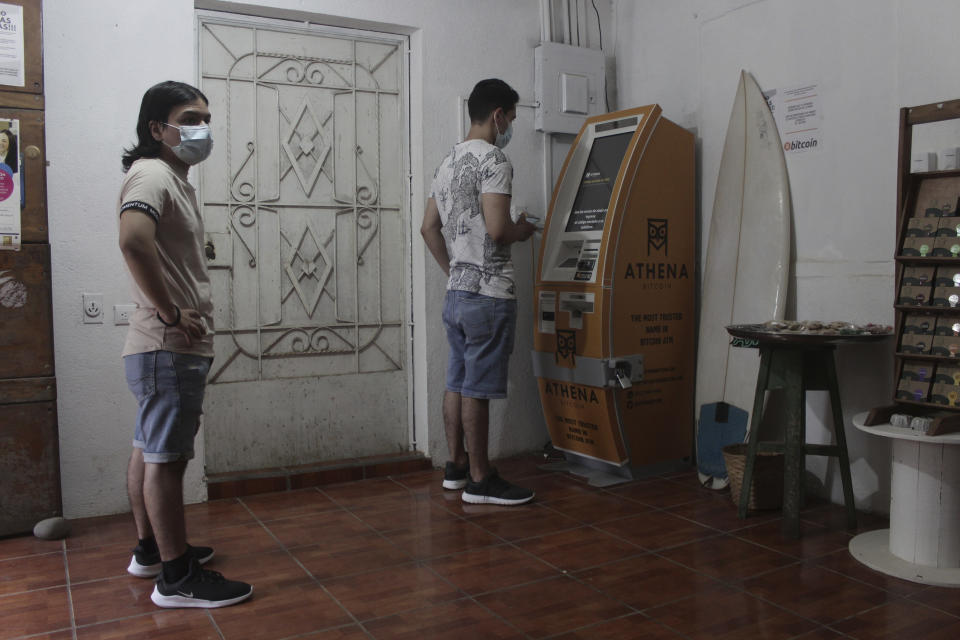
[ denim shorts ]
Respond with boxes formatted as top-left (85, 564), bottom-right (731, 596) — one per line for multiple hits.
top-left (442, 290), bottom-right (517, 399)
top-left (124, 350), bottom-right (212, 463)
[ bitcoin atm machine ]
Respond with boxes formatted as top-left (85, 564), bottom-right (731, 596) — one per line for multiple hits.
top-left (533, 105), bottom-right (695, 484)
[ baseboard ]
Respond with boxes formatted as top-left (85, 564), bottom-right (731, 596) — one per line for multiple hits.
top-left (206, 452), bottom-right (432, 500)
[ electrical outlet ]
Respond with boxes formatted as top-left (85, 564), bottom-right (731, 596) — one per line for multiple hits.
top-left (82, 293), bottom-right (103, 324)
top-left (114, 303), bottom-right (136, 325)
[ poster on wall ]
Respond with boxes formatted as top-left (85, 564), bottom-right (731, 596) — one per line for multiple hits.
top-left (0, 3), bottom-right (23, 88)
top-left (763, 83), bottom-right (822, 154)
top-left (0, 118), bottom-right (20, 250)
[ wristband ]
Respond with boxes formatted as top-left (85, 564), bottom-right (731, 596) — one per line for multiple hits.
top-left (157, 305), bottom-right (181, 327)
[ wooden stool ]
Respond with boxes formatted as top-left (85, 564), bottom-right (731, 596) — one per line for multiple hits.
top-left (735, 341), bottom-right (857, 539)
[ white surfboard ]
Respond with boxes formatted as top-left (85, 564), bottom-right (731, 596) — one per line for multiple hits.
top-left (695, 70), bottom-right (792, 488)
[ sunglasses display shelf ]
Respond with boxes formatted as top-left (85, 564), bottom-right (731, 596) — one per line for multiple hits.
top-left (867, 98), bottom-right (960, 434)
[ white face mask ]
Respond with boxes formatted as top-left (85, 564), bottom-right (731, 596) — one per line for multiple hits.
top-left (494, 112), bottom-right (513, 149)
top-left (164, 123), bottom-right (214, 165)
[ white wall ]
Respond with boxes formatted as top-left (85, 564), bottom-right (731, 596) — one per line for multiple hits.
top-left (615, 0), bottom-right (960, 513)
top-left (46, 0), bottom-right (617, 517)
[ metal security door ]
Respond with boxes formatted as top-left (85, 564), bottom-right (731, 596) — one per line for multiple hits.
top-left (197, 13), bottom-right (410, 473)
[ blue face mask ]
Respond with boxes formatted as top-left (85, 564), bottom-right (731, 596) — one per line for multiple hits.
top-left (494, 113), bottom-right (513, 149)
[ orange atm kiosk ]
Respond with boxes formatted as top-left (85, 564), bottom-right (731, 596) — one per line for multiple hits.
top-left (533, 105), bottom-right (695, 484)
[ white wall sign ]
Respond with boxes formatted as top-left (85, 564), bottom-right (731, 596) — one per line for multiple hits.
top-left (0, 3), bottom-right (24, 88)
top-left (764, 83), bottom-right (822, 154)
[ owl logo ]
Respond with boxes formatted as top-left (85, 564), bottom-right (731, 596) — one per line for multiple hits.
top-left (556, 330), bottom-right (577, 367)
top-left (648, 218), bottom-right (667, 255)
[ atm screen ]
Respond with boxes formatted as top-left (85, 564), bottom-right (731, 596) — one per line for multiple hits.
top-left (564, 131), bottom-right (634, 232)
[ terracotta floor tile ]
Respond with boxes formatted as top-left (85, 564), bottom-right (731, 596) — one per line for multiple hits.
top-left (666, 495), bottom-right (779, 531)
top-left (0, 552), bottom-right (66, 595)
top-left (75, 610), bottom-right (219, 639)
top-left (292, 536), bottom-right (413, 581)
top-left (65, 513), bottom-right (138, 550)
top-left (543, 493), bottom-right (654, 525)
top-left (210, 578), bottom-right (352, 640)
top-left (832, 599), bottom-right (960, 639)
top-left (460, 504), bottom-right (582, 541)
top-left (241, 488), bottom-right (341, 521)
top-left (0, 586), bottom-right (72, 638)
top-left (201, 520), bottom-right (283, 557)
top-left (390, 469), bottom-right (447, 495)
top-left (800, 503), bottom-right (889, 533)
top-left (262, 510), bottom-right (374, 551)
top-left (658, 535), bottom-right (797, 583)
top-left (517, 475), bottom-right (600, 503)
top-left (550, 614), bottom-right (686, 639)
top-left (203, 547), bottom-right (309, 591)
top-left (426, 544), bottom-right (560, 594)
top-left (791, 628), bottom-right (849, 639)
top-left (733, 519), bottom-right (854, 560)
top-left (183, 497), bottom-right (257, 532)
top-left (11, 631), bottom-right (74, 640)
top-left (363, 599), bottom-right (525, 639)
top-left (575, 554), bottom-right (723, 610)
top-left (350, 495), bottom-right (454, 532)
top-left (321, 478), bottom-right (413, 508)
top-left (383, 517), bottom-right (501, 559)
top-left (609, 479), bottom-right (714, 508)
top-left (908, 585), bottom-right (960, 617)
top-left (476, 575), bottom-right (632, 639)
top-left (645, 584), bottom-right (818, 639)
top-left (812, 549), bottom-right (929, 598)
top-left (0, 535), bottom-right (63, 561)
top-left (596, 511), bottom-right (719, 551)
top-left (515, 526), bottom-right (643, 572)
top-left (13, 480), bottom-right (950, 640)
top-left (323, 564), bottom-right (463, 621)
top-left (658, 468), bottom-right (708, 487)
top-left (70, 575), bottom-right (156, 626)
top-left (493, 454), bottom-right (553, 480)
top-left (67, 544), bottom-right (132, 584)
top-left (299, 624), bottom-right (374, 639)
top-left (743, 563), bottom-right (890, 624)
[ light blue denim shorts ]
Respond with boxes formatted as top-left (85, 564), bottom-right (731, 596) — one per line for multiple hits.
top-left (124, 350), bottom-right (212, 463)
top-left (442, 290), bottom-right (517, 399)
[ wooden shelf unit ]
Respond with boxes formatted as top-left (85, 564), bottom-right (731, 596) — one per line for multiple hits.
top-left (870, 97), bottom-right (960, 434)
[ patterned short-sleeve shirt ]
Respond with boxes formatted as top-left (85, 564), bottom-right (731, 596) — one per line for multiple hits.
top-left (429, 139), bottom-right (516, 299)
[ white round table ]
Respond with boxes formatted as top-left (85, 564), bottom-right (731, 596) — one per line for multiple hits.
top-left (850, 411), bottom-right (960, 586)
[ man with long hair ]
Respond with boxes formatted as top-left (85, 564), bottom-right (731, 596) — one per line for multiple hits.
top-left (118, 80), bottom-right (252, 608)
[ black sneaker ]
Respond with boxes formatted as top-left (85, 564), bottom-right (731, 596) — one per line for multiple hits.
top-left (128, 543), bottom-right (215, 578)
top-left (151, 558), bottom-right (253, 609)
top-left (443, 459), bottom-right (470, 490)
top-left (462, 471), bottom-right (534, 505)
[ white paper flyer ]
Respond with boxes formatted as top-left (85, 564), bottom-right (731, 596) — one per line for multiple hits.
top-left (0, 3), bottom-right (23, 87)
top-left (764, 83), bottom-right (822, 154)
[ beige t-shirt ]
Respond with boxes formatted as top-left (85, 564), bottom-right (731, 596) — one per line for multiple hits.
top-left (118, 158), bottom-right (214, 358)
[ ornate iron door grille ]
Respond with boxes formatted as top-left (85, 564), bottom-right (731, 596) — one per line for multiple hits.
top-left (198, 15), bottom-right (408, 385)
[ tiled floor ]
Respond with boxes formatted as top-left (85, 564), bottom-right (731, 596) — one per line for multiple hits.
top-left (2, 455), bottom-right (959, 639)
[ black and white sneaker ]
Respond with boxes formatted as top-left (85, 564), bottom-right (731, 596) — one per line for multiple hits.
top-left (462, 471), bottom-right (534, 505)
top-left (442, 459), bottom-right (470, 490)
top-left (127, 543), bottom-right (215, 578)
top-left (151, 559), bottom-right (252, 609)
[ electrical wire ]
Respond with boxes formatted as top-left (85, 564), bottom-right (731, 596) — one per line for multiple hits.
top-left (590, 0), bottom-right (611, 112)
top-left (591, 0), bottom-right (602, 50)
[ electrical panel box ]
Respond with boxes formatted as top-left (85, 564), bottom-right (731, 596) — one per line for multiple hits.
top-left (535, 41), bottom-right (605, 134)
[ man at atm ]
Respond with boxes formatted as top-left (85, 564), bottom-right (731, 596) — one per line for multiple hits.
top-left (420, 78), bottom-right (538, 505)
